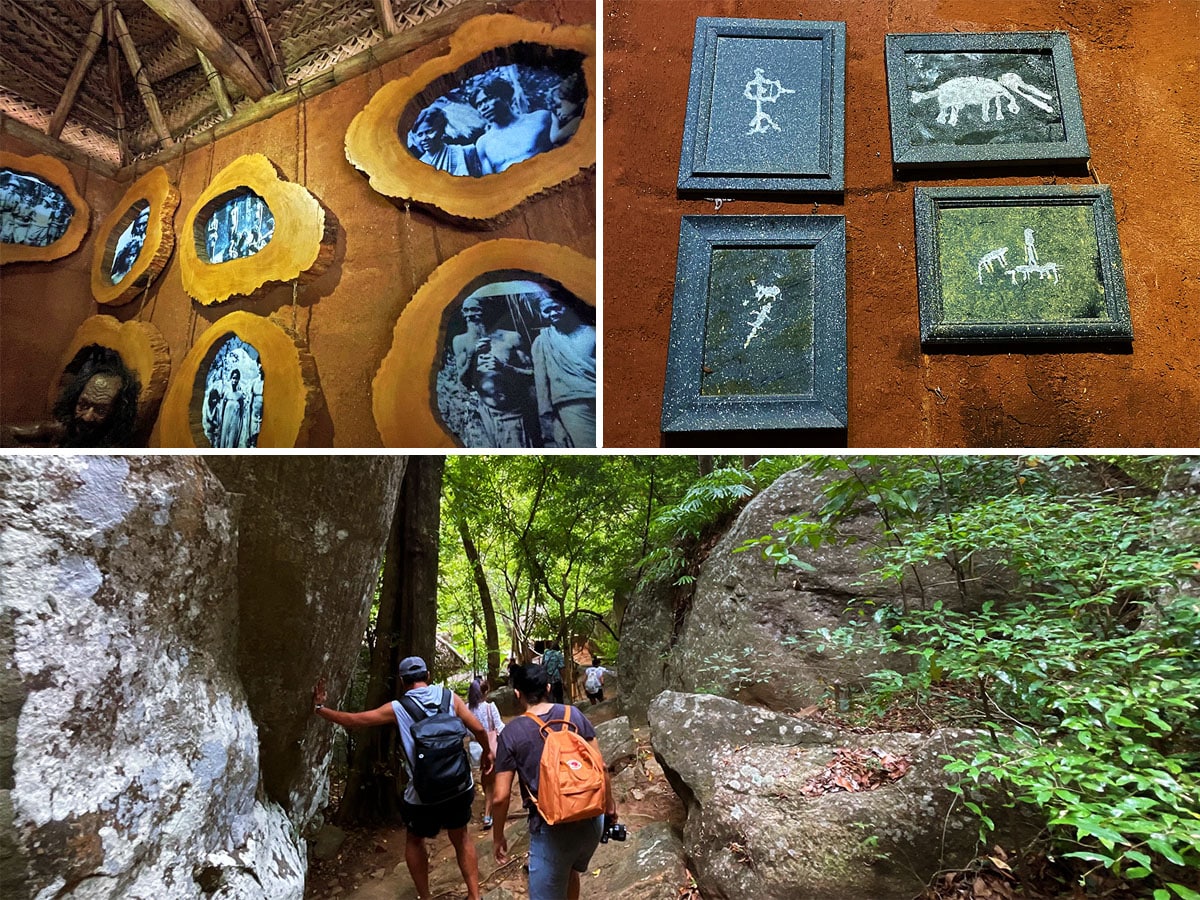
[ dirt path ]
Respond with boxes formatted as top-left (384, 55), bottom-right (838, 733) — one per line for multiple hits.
top-left (306, 728), bottom-right (685, 899)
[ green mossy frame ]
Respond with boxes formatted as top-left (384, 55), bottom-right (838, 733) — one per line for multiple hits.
top-left (662, 215), bottom-right (847, 434)
top-left (915, 185), bottom-right (1130, 346)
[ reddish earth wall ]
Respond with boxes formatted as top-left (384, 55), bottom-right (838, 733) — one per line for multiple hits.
top-left (1, 0), bottom-right (595, 448)
top-left (0, 136), bottom-right (120, 432)
top-left (603, 0), bottom-right (1200, 448)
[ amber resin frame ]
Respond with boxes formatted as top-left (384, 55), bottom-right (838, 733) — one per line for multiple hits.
top-left (90, 166), bottom-right (179, 305)
top-left (372, 239), bottom-right (596, 447)
top-left (179, 154), bottom-right (336, 305)
top-left (345, 14), bottom-right (596, 221)
top-left (153, 311), bottom-right (321, 448)
top-left (0, 150), bottom-right (90, 265)
top-left (55, 315), bottom-right (171, 437)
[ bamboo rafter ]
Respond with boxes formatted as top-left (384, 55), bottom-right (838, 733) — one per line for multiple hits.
top-left (112, 6), bottom-right (175, 147)
top-left (241, 0), bottom-right (286, 89)
top-left (197, 50), bottom-right (235, 119)
top-left (105, 2), bottom-right (129, 165)
top-left (141, 0), bottom-right (271, 101)
top-left (47, 8), bottom-right (106, 140)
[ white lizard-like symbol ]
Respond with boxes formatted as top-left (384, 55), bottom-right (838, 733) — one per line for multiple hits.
top-left (744, 279), bottom-right (781, 348)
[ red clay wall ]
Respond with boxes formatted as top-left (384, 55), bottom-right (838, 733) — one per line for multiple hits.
top-left (1, 0), bottom-right (595, 448)
top-left (0, 135), bottom-right (120, 432)
top-left (603, 0), bottom-right (1200, 448)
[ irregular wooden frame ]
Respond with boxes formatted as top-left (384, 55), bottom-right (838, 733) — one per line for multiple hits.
top-left (885, 32), bottom-right (1090, 168)
top-left (677, 18), bottom-right (846, 194)
top-left (372, 238), bottom-right (596, 447)
top-left (153, 311), bottom-right (320, 447)
top-left (662, 215), bottom-right (847, 434)
top-left (178, 154), bottom-right (335, 305)
top-left (0, 150), bottom-right (90, 265)
top-left (90, 166), bottom-right (179, 305)
top-left (55, 315), bottom-right (171, 437)
top-left (345, 14), bottom-right (596, 221)
top-left (914, 185), bottom-right (1130, 345)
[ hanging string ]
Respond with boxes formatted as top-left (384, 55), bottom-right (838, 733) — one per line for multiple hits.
top-left (134, 278), bottom-right (152, 321)
top-left (367, 45), bottom-right (383, 97)
top-left (173, 133), bottom-right (187, 185)
top-left (291, 279), bottom-right (299, 333)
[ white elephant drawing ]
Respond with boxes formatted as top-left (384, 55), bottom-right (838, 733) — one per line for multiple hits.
top-left (910, 73), bottom-right (1055, 127)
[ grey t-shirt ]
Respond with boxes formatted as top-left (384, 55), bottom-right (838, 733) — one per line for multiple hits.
top-left (494, 704), bottom-right (596, 818)
top-left (390, 684), bottom-right (473, 806)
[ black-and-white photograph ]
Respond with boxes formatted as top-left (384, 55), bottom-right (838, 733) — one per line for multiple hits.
top-left (109, 202), bottom-right (150, 284)
top-left (0, 168), bottom-right (75, 248)
top-left (405, 55), bottom-right (586, 177)
top-left (436, 277), bottom-right (595, 448)
top-left (201, 335), bottom-right (264, 449)
top-left (204, 191), bottom-right (274, 264)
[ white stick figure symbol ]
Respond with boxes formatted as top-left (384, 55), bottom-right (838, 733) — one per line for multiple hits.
top-left (744, 67), bottom-right (795, 135)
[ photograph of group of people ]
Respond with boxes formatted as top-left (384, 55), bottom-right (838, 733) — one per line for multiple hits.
top-left (405, 57), bottom-right (586, 177)
top-left (436, 278), bottom-right (596, 448)
top-left (204, 191), bottom-right (274, 264)
top-left (201, 336), bottom-right (264, 449)
top-left (0, 168), bottom-right (74, 248)
top-left (109, 203), bottom-right (150, 285)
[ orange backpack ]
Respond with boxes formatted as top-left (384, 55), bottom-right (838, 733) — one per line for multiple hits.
top-left (523, 707), bottom-right (607, 825)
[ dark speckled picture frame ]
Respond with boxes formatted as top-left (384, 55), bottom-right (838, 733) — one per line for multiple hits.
top-left (915, 185), bottom-right (1130, 346)
top-left (886, 32), bottom-right (1089, 168)
top-left (678, 18), bottom-right (845, 194)
top-left (662, 216), bottom-right (847, 433)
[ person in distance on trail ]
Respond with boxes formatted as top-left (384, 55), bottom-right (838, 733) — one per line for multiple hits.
top-left (541, 640), bottom-right (566, 704)
top-left (582, 657), bottom-right (613, 705)
top-left (313, 656), bottom-right (493, 900)
top-left (491, 663), bottom-right (616, 900)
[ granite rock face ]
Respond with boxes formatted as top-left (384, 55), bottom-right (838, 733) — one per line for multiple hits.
top-left (0, 456), bottom-right (303, 899)
top-left (616, 579), bottom-right (677, 726)
top-left (648, 691), bottom-right (1017, 900)
top-left (204, 456), bottom-right (408, 829)
top-left (663, 468), bottom-right (1012, 711)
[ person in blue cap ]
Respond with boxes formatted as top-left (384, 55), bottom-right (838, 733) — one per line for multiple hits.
top-left (314, 656), bottom-right (492, 900)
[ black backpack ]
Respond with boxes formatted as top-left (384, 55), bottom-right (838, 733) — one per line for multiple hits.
top-left (398, 689), bottom-right (472, 804)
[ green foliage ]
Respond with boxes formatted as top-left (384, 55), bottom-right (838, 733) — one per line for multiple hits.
top-left (746, 456), bottom-right (1200, 892)
top-left (440, 455), bottom-right (701, 666)
top-left (638, 457), bottom-right (805, 587)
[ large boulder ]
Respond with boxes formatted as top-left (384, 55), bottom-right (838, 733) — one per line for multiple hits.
top-left (592, 822), bottom-right (688, 900)
top-left (649, 691), bottom-right (1029, 900)
top-left (0, 456), bottom-right (303, 899)
top-left (664, 468), bottom-right (1013, 711)
top-left (594, 716), bottom-right (637, 772)
top-left (204, 456), bottom-right (407, 829)
top-left (617, 579), bottom-right (678, 725)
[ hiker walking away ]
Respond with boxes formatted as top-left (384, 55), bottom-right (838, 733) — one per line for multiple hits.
top-left (542, 641), bottom-right (566, 704)
top-left (468, 677), bottom-right (504, 830)
top-left (313, 657), bottom-right (492, 900)
top-left (583, 658), bottom-right (613, 705)
top-left (492, 664), bottom-right (616, 900)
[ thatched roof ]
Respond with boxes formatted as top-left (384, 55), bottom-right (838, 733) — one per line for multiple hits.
top-left (0, 0), bottom-right (470, 166)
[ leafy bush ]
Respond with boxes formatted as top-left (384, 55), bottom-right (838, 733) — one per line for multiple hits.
top-left (745, 457), bottom-right (1200, 896)
top-left (637, 457), bottom-right (803, 587)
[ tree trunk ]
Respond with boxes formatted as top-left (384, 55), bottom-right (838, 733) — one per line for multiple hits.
top-left (337, 457), bottom-right (442, 825)
top-left (457, 515), bottom-right (501, 685)
top-left (698, 455), bottom-right (714, 477)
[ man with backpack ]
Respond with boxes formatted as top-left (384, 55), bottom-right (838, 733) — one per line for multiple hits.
top-left (542, 641), bottom-right (566, 704)
top-left (313, 656), bottom-right (492, 900)
top-left (491, 664), bottom-right (616, 900)
top-left (583, 657), bottom-right (613, 705)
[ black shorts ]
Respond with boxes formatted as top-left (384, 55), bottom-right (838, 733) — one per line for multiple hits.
top-left (400, 790), bottom-right (474, 839)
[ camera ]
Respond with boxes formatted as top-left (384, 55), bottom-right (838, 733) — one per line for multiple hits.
top-left (600, 814), bottom-right (627, 844)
